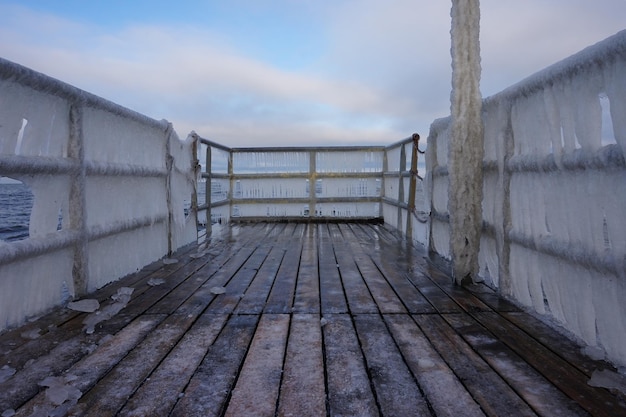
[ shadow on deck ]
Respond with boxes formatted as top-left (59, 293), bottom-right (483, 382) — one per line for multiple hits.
top-left (1, 222), bottom-right (625, 416)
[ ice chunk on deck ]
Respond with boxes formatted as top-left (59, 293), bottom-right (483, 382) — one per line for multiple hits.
top-left (67, 299), bottom-right (100, 313)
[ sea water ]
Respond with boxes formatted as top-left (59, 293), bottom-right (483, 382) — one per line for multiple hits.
top-left (0, 183), bottom-right (33, 242)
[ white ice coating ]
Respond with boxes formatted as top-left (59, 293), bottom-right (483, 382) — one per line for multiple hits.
top-left (0, 58), bottom-right (198, 330)
top-left (427, 29), bottom-right (626, 367)
top-left (448, 0), bottom-right (484, 284)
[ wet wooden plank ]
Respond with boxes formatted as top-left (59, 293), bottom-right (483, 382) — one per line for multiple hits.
top-left (353, 314), bottom-right (431, 416)
top-left (502, 311), bottom-right (614, 376)
top-left (173, 243), bottom-right (260, 316)
top-left (207, 244), bottom-right (274, 314)
top-left (413, 314), bottom-right (537, 417)
top-left (118, 313), bottom-right (229, 416)
top-left (384, 314), bottom-right (485, 417)
top-left (407, 273), bottom-right (464, 313)
top-left (472, 311), bottom-right (626, 417)
top-left (14, 315), bottom-right (165, 416)
top-left (331, 225), bottom-right (406, 313)
top-left (330, 225), bottom-right (378, 314)
top-left (349, 224), bottom-right (452, 314)
top-left (263, 225), bottom-right (304, 313)
top-left (170, 314), bottom-right (259, 417)
top-left (234, 245), bottom-right (286, 314)
top-left (463, 283), bottom-right (522, 312)
top-left (323, 313), bottom-right (378, 417)
top-left (422, 265), bottom-right (492, 313)
top-left (224, 314), bottom-right (290, 417)
top-left (73, 313), bottom-right (196, 416)
top-left (318, 224), bottom-right (348, 314)
top-left (277, 313), bottom-right (326, 417)
top-left (292, 224), bottom-right (320, 314)
top-left (443, 313), bottom-right (589, 416)
top-left (343, 224), bottom-right (435, 313)
top-left (143, 232), bottom-right (243, 315)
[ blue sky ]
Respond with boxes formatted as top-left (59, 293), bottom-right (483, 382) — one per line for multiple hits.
top-left (1, 0), bottom-right (625, 146)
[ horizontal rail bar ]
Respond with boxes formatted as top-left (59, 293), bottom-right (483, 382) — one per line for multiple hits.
top-left (231, 196), bottom-right (381, 205)
top-left (85, 162), bottom-right (167, 177)
top-left (231, 145), bottom-right (386, 153)
top-left (198, 137), bottom-right (232, 153)
top-left (0, 155), bottom-right (79, 175)
top-left (0, 230), bottom-right (80, 265)
top-left (87, 215), bottom-right (168, 241)
top-left (229, 216), bottom-right (384, 223)
top-left (0, 57), bottom-right (168, 132)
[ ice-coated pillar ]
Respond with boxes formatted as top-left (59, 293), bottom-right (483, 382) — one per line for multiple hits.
top-left (448, 0), bottom-right (484, 284)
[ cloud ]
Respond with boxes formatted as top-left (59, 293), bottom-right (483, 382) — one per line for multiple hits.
top-left (0, 1), bottom-right (625, 147)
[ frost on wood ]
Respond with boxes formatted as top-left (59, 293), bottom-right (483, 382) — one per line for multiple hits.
top-left (448, 0), bottom-right (484, 284)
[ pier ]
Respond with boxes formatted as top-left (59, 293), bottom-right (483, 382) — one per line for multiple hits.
top-left (1, 222), bottom-right (625, 416)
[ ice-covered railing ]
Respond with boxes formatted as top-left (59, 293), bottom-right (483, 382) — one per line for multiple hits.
top-left (427, 30), bottom-right (626, 367)
top-left (0, 58), bottom-right (198, 331)
top-left (196, 135), bottom-right (427, 242)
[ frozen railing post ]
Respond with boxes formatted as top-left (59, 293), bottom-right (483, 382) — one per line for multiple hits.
top-left (448, 0), bottom-right (484, 285)
top-left (426, 28), bottom-right (626, 368)
top-left (0, 57), bottom-right (198, 330)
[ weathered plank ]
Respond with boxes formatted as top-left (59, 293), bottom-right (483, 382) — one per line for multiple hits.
top-left (292, 224), bottom-right (320, 314)
top-left (472, 311), bottom-right (625, 417)
top-left (277, 313), bottom-right (326, 417)
top-left (339, 224), bottom-right (408, 314)
top-left (330, 225), bottom-right (378, 314)
top-left (443, 313), bottom-right (589, 416)
top-left (323, 313), bottom-right (378, 417)
top-left (170, 314), bottom-right (260, 417)
top-left (235, 245), bottom-right (286, 314)
top-left (502, 311), bottom-right (613, 376)
top-left (384, 314), bottom-right (485, 417)
top-left (207, 243), bottom-right (274, 313)
top-left (263, 227), bottom-right (304, 313)
top-left (74, 313), bottom-right (197, 416)
top-left (14, 315), bottom-right (164, 417)
top-left (118, 313), bottom-right (229, 416)
top-left (318, 224), bottom-right (349, 314)
top-left (353, 314), bottom-right (431, 416)
top-left (413, 314), bottom-right (537, 417)
top-left (224, 314), bottom-right (290, 416)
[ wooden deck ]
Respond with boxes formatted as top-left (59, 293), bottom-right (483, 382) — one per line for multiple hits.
top-left (1, 222), bottom-right (625, 416)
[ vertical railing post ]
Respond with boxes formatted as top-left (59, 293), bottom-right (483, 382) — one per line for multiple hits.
top-left (69, 103), bottom-right (89, 296)
top-left (228, 149), bottom-right (234, 218)
top-left (398, 143), bottom-right (406, 231)
top-left (309, 150), bottom-right (317, 217)
top-left (205, 144), bottom-right (212, 236)
top-left (406, 133), bottom-right (420, 238)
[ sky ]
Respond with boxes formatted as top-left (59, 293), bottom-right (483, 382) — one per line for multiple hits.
top-left (0, 0), bottom-right (625, 147)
